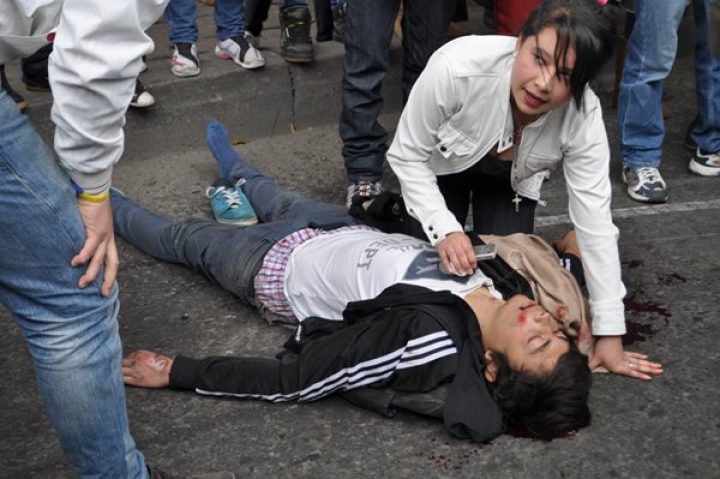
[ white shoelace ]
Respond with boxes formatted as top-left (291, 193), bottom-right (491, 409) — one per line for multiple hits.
top-left (218, 188), bottom-right (242, 209)
top-left (208, 179), bottom-right (247, 210)
top-left (635, 167), bottom-right (664, 185)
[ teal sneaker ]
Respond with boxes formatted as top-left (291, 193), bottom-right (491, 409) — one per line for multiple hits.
top-left (205, 178), bottom-right (258, 226)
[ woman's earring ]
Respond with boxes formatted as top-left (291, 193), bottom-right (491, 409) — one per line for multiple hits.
top-left (513, 50), bottom-right (518, 58)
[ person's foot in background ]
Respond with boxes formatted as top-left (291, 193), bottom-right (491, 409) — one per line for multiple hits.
top-left (130, 78), bottom-right (155, 108)
top-left (279, 6), bottom-right (314, 63)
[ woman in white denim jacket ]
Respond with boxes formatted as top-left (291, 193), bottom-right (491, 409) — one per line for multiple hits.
top-left (387, 0), bottom-right (662, 381)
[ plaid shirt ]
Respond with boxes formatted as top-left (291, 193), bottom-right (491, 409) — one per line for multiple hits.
top-left (254, 225), bottom-right (373, 324)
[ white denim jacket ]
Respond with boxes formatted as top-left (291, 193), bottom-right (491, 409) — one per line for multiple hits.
top-left (0, 0), bottom-right (167, 193)
top-left (387, 35), bottom-right (626, 336)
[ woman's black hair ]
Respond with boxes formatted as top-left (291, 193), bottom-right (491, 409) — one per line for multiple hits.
top-left (489, 340), bottom-right (592, 440)
top-left (519, 0), bottom-right (617, 108)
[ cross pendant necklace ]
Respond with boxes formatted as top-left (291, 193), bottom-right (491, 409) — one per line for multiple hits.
top-left (511, 123), bottom-right (523, 213)
top-left (509, 110), bottom-right (539, 214)
top-left (512, 194), bottom-right (522, 212)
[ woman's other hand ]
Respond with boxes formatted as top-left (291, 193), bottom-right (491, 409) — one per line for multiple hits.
top-left (590, 336), bottom-right (663, 381)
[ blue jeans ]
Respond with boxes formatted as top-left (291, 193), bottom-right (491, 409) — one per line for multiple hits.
top-left (165, 0), bottom-right (246, 43)
top-left (340, 0), bottom-right (455, 183)
top-left (618, 0), bottom-right (720, 167)
top-left (111, 142), bottom-right (356, 307)
top-left (0, 92), bottom-right (148, 478)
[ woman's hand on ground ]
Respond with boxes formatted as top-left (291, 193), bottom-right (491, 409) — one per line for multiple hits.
top-left (122, 350), bottom-right (174, 389)
top-left (437, 232), bottom-right (476, 276)
top-left (590, 336), bottom-right (663, 381)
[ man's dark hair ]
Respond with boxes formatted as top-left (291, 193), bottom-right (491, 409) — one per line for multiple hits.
top-left (490, 340), bottom-right (592, 440)
top-left (519, 0), bottom-right (617, 108)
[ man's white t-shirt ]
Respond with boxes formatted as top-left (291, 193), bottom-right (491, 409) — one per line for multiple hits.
top-left (284, 229), bottom-right (502, 320)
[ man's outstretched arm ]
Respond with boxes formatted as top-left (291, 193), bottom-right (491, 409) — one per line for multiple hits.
top-left (122, 350), bottom-right (293, 397)
top-left (122, 314), bottom-right (456, 401)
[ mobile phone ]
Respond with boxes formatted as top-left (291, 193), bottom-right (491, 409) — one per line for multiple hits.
top-left (438, 243), bottom-right (498, 275)
top-left (473, 243), bottom-right (497, 261)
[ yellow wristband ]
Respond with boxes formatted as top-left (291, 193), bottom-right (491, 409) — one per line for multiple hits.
top-left (78, 190), bottom-right (110, 203)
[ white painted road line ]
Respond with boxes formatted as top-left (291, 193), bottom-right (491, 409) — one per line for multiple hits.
top-left (536, 199), bottom-right (720, 228)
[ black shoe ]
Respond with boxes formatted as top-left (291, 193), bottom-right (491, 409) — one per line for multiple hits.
top-left (1, 64), bottom-right (29, 112)
top-left (332, 4), bottom-right (346, 43)
top-left (21, 43), bottom-right (52, 92)
top-left (279, 6), bottom-right (314, 63)
top-left (147, 465), bottom-right (236, 479)
top-left (130, 79), bottom-right (155, 108)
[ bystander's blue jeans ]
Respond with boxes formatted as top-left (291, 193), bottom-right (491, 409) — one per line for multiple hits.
top-left (165, 0), bottom-right (246, 43)
top-left (618, 0), bottom-right (720, 167)
top-left (112, 122), bottom-right (356, 306)
top-left (340, 0), bottom-right (455, 183)
top-left (0, 92), bottom-right (148, 478)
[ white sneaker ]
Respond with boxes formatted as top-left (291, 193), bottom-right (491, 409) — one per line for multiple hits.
top-left (215, 34), bottom-right (265, 70)
top-left (130, 79), bottom-right (155, 108)
top-left (689, 148), bottom-right (720, 177)
top-left (622, 166), bottom-right (669, 204)
top-left (171, 42), bottom-right (200, 77)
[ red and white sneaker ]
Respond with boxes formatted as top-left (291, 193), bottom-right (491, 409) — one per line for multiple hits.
top-left (215, 34), bottom-right (265, 70)
top-left (171, 42), bottom-right (200, 78)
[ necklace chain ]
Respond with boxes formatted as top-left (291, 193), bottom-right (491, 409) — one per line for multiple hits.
top-left (512, 112), bottom-right (541, 142)
top-left (510, 111), bottom-right (540, 213)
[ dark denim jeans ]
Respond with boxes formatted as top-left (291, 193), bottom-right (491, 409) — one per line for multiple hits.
top-left (340, 0), bottom-right (455, 183)
top-left (245, 0), bottom-right (306, 37)
top-left (436, 156), bottom-right (537, 235)
top-left (112, 145), bottom-right (357, 307)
